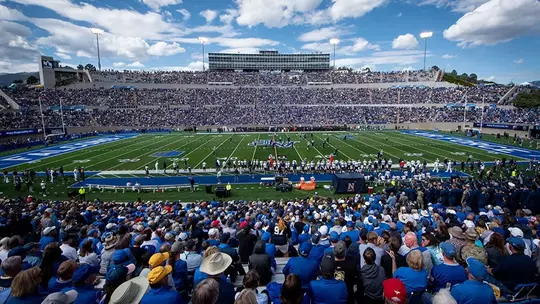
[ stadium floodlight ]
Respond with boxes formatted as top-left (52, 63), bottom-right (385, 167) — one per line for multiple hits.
top-left (198, 37), bottom-right (209, 72)
top-left (90, 28), bottom-right (104, 71)
top-left (329, 38), bottom-right (340, 69)
top-left (420, 31), bottom-right (433, 71)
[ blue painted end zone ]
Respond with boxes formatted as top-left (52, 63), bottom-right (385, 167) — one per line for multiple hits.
top-left (71, 171), bottom-right (468, 188)
top-left (152, 151), bottom-right (184, 158)
top-left (402, 130), bottom-right (540, 160)
top-left (0, 134), bottom-right (138, 170)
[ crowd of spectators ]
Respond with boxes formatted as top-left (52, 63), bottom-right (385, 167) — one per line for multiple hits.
top-left (0, 171), bottom-right (538, 303)
top-left (4, 85), bottom-right (512, 108)
top-left (89, 70), bottom-right (436, 86)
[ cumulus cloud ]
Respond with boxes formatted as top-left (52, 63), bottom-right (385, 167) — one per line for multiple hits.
top-left (335, 50), bottom-right (430, 68)
top-left (297, 26), bottom-right (349, 42)
top-left (514, 58), bottom-right (524, 64)
top-left (329, 0), bottom-right (387, 21)
top-left (220, 48), bottom-right (260, 54)
top-left (127, 61), bottom-right (145, 68)
top-left (150, 61), bottom-right (208, 71)
top-left (0, 21), bottom-right (38, 63)
top-left (54, 52), bottom-right (72, 60)
top-left (301, 37), bottom-right (379, 54)
top-left (235, 0), bottom-right (323, 28)
top-left (113, 62), bottom-right (126, 67)
top-left (219, 9), bottom-right (238, 25)
top-left (141, 0), bottom-right (183, 11)
top-left (176, 9), bottom-right (191, 21)
top-left (418, 0), bottom-right (490, 13)
top-left (200, 9), bottom-right (218, 23)
top-left (443, 0), bottom-right (540, 47)
top-left (147, 41), bottom-right (185, 56)
top-left (392, 34), bottom-right (419, 49)
top-left (441, 54), bottom-right (455, 59)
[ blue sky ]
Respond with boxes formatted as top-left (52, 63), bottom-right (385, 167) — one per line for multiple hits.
top-left (0, 0), bottom-right (539, 83)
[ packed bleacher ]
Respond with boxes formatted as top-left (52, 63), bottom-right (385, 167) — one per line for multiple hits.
top-left (0, 171), bottom-right (538, 303)
top-left (89, 70), bottom-right (437, 85)
top-left (4, 85), bottom-right (513, 108)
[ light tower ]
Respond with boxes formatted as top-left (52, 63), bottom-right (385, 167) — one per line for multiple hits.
top-left (90, 28), bottom-right (104, 71)
top-left (198, 37), bottom-right (209, 71)
top-left (329, 38), bottom-right (340, 69)
top-left (420, 31), bottom-right (433, 71)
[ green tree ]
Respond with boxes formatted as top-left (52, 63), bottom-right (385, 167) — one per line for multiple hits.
top-left (450, 70), bottom-right (458, 76)
top-left (77, 64), bottom-right (84, 70)
top-left (84, 64), bottom-right (97, 71)
top-left (469, 73), bottom-right (478, 83)
top-left (431, 65), bottom-right (440, 71)
top-left (26, 75), bottom-right (38, 84)
top-left (12, 79), bottom-right (23, 84)
top-left (460, 73), bottom-right (469, 80)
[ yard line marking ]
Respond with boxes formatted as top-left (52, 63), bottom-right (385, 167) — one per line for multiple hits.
top-left (194, 135), bottom-right (234, 169)
top-left (337, 135), bottom-right (402, 161)
top-left (251, 134), bottom-right (260, 162)
top-left (88, 135), bottom-right (174, 171)
top-left (137, 134), bottom-right (210, 170)
top-left (313, 134), bottom-right (352, 160)
top-left (291, 134), bottom-right (304, 161)
top-left (362, 132), bottom-right (437, 162)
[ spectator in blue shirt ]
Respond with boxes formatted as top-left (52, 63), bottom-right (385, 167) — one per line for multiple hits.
top-left (283, 242), bottom-right (319, 288)
top-left (308, 255), bottom-right (347, 304)
top-left (492, 237), bottom-right (537, 292)
top-left (5, 267), bottom-right (43, 304)
top-left (207, 228), bottom-right (220, 247)
top-left (340, 222), bottom-right (359, 243)
top-left (393, 250), bottom-right (427, 295)
top-left (47, 260), bottom-right (77, 292)
top-left (451, 258), bottom-right (497, 304)
top-left (140, 265), bottom-right (183, 304)
top-left (40, 227), bottom-right (56, 251)
top-left (62, 264), bottom-right (99, 304)
top-left (324, 232), bottom-right (340, 256)
top-left (429, 242), bottom-right (467, 292)
top-left (308, 232), bottom-right (328, 263)
top-left (261, 232), bottom-right (276, 271)
top-left (170, 241), bottom-right (188, 293)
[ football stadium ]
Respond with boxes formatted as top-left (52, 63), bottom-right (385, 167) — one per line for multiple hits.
top-left (0, 0), bottom-right (540, 303)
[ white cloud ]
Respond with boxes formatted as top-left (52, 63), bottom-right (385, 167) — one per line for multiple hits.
top-left (335, 50), bottom-right (430, 68)
top-left (392, 33), bottom-right (419, 49)
top-left (150, 61), bottom-right (208, 71)
top-left (443, 0), bottom-right (540, 47)
top-left (176, 9), bottom-right (191, 20)
top-left (0, 20), bottom-right (38, 64)
top-left (0, 61), bottom-right (37, 74)
top-left (235, 0), bottom-right (323, 28)
top-left (54, 52), bottom-right (72, 60)
top-left (329, 0), bottom-right (387, 21)
top-left (514, 58), bottom-right (524, 64)
top-left (127, 61), bottom-right (145, 68)
top-left (213, 37), bottom-right (279, 48)
top-left (147, 41), bottom-right (185, 56)
top-left (0, 4), bottom-right (29, 21)
top-left (401, 66), bottom-right (414, 71)
top-left (76, 50), bottom-right (93, 58)
top-left (397, 12), bottom-right (402, 17)
top-left (200, 9), bottom-right (218, 23)
top-left (298, 26), bottom-right (348, 42)
top-left (8, 35), bottom-right (36, 50)
top-left (191, 52), bottom-right (203, 60)
top-left (441, 54), bottom-right (455, 59)
top-left (113, 62), bottom-right (126, 67)
top-left (486, 75), bottom-right (496, 81)
top-left (219, 9), bottom-right (238, 25)
top-left (9, 0), bottom-right (184, 40)
top-left (301, 37), bottom-right (380, 54)
top-left (141, 0), bottom-right (182, 11)
top-left (418, 0), bottom-right (490, 13)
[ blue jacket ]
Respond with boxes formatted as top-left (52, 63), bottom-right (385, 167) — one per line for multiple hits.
top-left (47, 277), bottom-right (73, 293)
top-left (451, 280), bottom-right (497, 304)
top-left (40, 236), bottom-right (56, 251)
top-left (339, 230), bottom-right (359, 243)
top-left (308, 278), bottom-right (348, 304)
top-left (282, 257), bottom-right (318, 288)
top-left (5, 295), bottom-right (44, 304)
top-left (308, 244), bottom-right (329, 263)
top-left (430, 263), bottom-right (467, 292)
top-left (298, 234), bottom-right (311, 245)
top-left (140, 287), bottom-right (183, 304)
top-left (172, 259), bottom-right (188, 291)
top-left (23, 253), bottom-right (42, 268)
top-left (62, 286), bottom-right (98, 304)
top-left (265, 243), bottom-right (277, 270)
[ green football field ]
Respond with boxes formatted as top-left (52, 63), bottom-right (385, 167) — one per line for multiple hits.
top-left (2, 130), bottom-right (528, 174)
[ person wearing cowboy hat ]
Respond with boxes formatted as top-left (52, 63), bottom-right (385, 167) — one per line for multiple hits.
top-left (200, 252), bottom-right (234, 304)
top-left (99, 233), bottom-right (118, 275)
top-left (139, 266), bottom-right (182, 303)
top-left (109, 276), bottom-right (149, 304)
top-left (460, 228), bottom-right (487, 265)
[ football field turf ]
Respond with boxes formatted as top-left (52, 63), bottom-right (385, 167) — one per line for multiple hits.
top-left (2, 130), bottom-right (531, 174)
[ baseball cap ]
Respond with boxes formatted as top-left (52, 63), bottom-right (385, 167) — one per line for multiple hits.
top-left (508, 237), bottom-right (526, 251)
top-left (299, 242), bottom-right (312, 256)
top-left (112, 249), bottom-right (131, 265)
top-left (106, 264), bottom-right (136, 284)
top-left (440, 242), bottom-right (456, 259)
top-left (329, 231), bottom-right (339, 242)
top-left (147, 265), bottom-right (173, 285)
top-left (148, 252), bottom-right (169, 268)
top-left (41, 290), bottom-right (78, 304)
top-left (261, 232), bottom-right (271, 242)
top-left (319, 255), bottom-right (335, 275)
top-left (319, 226), bottom-right (328, 236)
top-left (466, 257), bottom-right (488, 280)
top-left (334, 241), bottom-right (346, 259)
top-left (508, 227), bottom-right (524, 238)
top-left (311, 232), bottom-right (321, 245)
top-left (383, 279), bottom-right (407, 303)
top-left (219, 232), bottom-right (230, 243)
top-left (72, 264), bottom-right (99, 284)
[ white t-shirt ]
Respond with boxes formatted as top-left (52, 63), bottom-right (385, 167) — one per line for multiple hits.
top-left (60, 244), bottom-right (78, 260)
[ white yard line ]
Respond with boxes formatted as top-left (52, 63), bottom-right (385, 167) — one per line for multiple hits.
top-left (361, 132), bottom-right (436, 162)
top-left (194, 135), bottom-right (234, 169)
top-left (85, 136), bottom-right (170, 171)
top-left (337, 135), bottom-right (401, 161)
top-left (251, 134), bottom-right (261, 162)
top-left (136, 134), bottom-right (209, 170)
top-left (313, 134), bottom-right (353, 160)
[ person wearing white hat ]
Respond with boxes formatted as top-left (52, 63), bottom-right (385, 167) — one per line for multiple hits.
top-left (200, 252), bottom-right (235, 304)
top-left (41, 290), bottom-right (78, 304)
top-left (109, 277), bottom-right (149, 304)
top-left (318, 226), bottom-right (329, 246)
top-left (507, 227), bottom-right (532, 257)
top-left (207, 228), bottom-right (220, 246)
